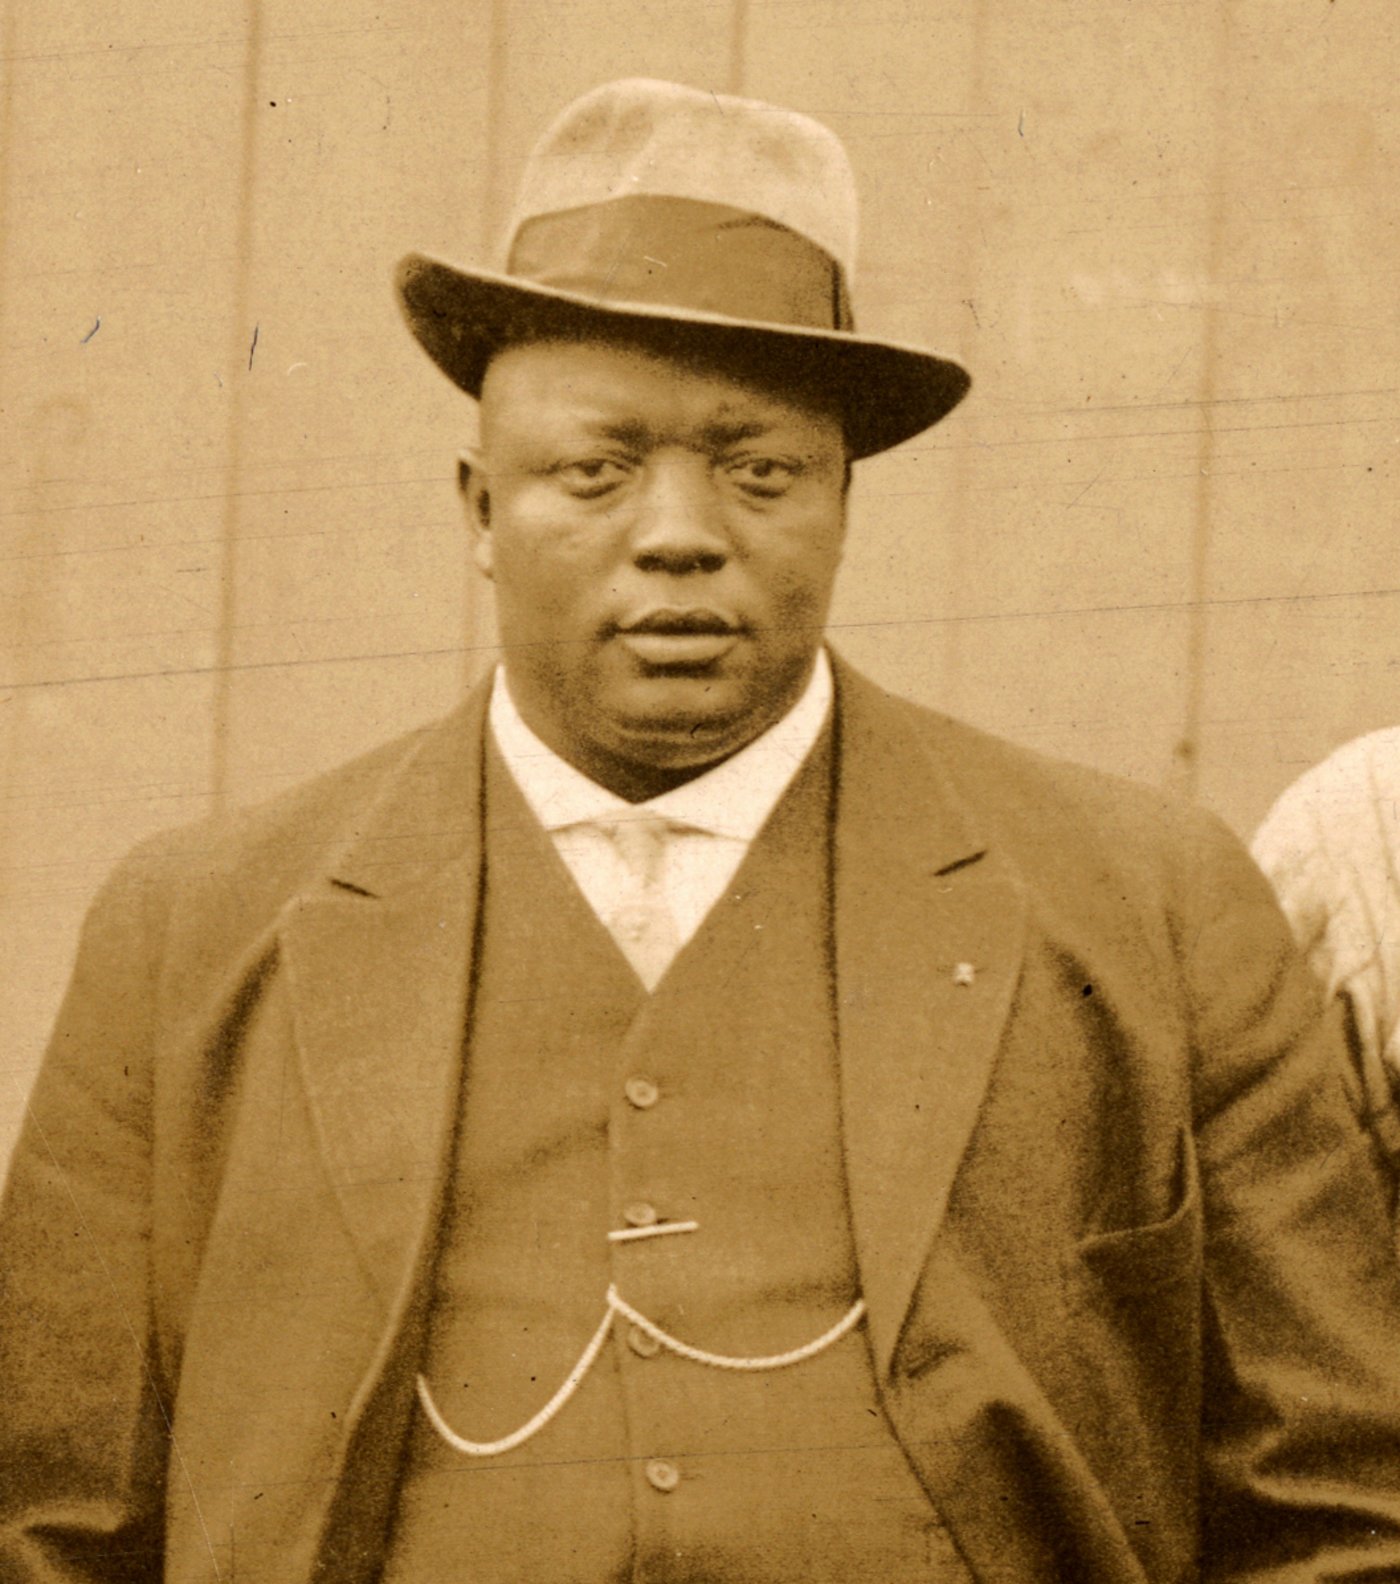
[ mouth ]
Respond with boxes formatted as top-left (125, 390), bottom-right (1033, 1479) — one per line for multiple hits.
top-left (615, 608), bottom-right (745, 668)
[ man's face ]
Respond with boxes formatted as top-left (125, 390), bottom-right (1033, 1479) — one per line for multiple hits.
top-left (466, 337), bottom-right (849, 799)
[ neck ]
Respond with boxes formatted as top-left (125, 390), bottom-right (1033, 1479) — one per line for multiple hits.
top-left (561, 743), bottom-right (740, 804)
top-left (498, 653), bottom-right (828, 804)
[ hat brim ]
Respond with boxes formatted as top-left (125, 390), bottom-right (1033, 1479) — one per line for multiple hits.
top-left (395, 252), bottom-right (970, 460)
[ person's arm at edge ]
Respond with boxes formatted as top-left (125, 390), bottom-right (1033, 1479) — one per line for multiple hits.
top-left (1181, 815), bottom-right (1400, 1578)
top-left (0, 845), bottom-right (171, 1581)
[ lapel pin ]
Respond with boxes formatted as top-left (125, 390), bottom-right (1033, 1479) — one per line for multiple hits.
top-left (953, 962), bottom-right (977, 987)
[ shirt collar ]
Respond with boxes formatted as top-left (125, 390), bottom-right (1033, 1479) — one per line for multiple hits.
top-left (488, 649), bottom-right (833, 842)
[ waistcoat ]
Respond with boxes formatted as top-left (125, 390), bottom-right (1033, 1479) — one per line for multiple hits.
top-left (382, 732), bottom-right (970, 1582)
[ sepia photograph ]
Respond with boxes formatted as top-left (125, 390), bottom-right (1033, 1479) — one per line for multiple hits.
top-left (2, 1), bottom-right (1400, 1578)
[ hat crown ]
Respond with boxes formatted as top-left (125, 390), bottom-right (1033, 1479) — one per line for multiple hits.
top-left (506, 78), bottom-right (859, 280)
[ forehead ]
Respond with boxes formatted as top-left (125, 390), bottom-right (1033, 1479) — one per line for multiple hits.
top-left (478, 336), bottom-right (843, 441)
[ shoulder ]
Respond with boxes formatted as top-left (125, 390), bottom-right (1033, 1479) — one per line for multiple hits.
top-left (837, 660), bottom-right (1240, 887)
top-left (1251, 727), bottom-right (1400, 1029)
top-left (136, 718), bottom-right (437, 876)
top-left (104, 699), bottom-right (479, 944)
top-left (833, 660), bottom-right (1301, 1056)
top-left (1251, 727), bottom-right (1400, 947)
top-left (1254, 727), bottom-right (1400, 874)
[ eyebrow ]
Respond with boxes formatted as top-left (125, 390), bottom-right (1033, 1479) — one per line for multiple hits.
top-left (582, 418), bottom-right (652, 448)
top-left (703, 420), bottom-right (778, 447)
top-left (576, 417), bottom-right (785, 448)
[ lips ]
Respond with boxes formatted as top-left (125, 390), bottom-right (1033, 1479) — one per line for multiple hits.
top-left (616, 608), bottom-right (744, 667)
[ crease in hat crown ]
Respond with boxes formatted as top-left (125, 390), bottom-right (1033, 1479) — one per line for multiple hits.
top-left (502, 78), bottom-right (860, 282)
top-left (394, 75), bottom-right (972, 458)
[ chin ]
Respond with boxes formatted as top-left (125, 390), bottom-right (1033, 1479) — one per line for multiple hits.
top-left (612, 670), bottom-right (741, 718)
top-left (618, 712), bottom-right (743, 762)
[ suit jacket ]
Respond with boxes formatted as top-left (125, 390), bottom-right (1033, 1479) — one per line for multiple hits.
top-left (6, 658), bottom-right (1400, 1584)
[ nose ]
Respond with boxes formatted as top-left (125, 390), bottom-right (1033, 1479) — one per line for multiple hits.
top-left (629, 452), bottom-right (729, 575)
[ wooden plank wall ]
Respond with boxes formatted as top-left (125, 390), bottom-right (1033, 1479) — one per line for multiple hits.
top-left (2, 0), bottom-right (1397, 1175)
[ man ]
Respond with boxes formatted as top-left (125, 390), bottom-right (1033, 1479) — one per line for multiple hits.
top-left (5, 76), bottom-right (1400, 1584)
top-left (1253, 729), bottom-right (1400, 1208)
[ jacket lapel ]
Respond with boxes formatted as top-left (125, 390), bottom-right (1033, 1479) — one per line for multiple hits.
top-left (832, 663), bottom-right (1028, 1377)
top-left (274, 660), bottom-right (1024, 1434)
top-left (278, 685), bottom-right (488, 1317)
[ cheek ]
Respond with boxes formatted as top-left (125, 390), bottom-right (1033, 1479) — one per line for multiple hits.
top-left (490, 506), bottom-right (611, 613)
top-left (749, 518), bottom-right (846, 615)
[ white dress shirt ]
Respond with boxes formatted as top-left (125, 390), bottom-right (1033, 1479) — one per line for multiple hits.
top-left (488, 651), bottom-right (834, 969)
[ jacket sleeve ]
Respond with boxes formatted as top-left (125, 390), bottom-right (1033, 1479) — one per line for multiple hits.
top-left (0, 851), bottom-right (171, 1582)
top-left (1183, 819), bottom-right (1400, 1580)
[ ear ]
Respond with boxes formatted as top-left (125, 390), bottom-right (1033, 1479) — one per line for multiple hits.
top-left (456, 449), bottom-right (494, 579)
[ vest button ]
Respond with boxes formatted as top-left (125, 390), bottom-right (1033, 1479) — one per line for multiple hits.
top-left (628, 1324), bottom-right (663, 1358)
top-left (625, 1076), bottom-right (660, 1109)
top-left (623, 1201), bottom-right (659, 1228)
top-left (645, 1458), bottom-right (681, 1493)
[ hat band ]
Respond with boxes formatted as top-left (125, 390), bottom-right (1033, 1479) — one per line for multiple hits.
top-left (507, 196), bottom-right (854, 334)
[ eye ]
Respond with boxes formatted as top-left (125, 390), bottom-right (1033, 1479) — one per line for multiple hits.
top-left (726, 455), bottom-right (800, 498)
top-left (553, 457), bottom-right (630, 499)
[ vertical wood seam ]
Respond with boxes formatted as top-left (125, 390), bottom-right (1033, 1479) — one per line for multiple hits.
top-left (457, 0), bottom-right (512, 693)
top-left (728, 0), bottom-right (748, 95)
top-left (1174, 5), bottom-right (1235, 803)
top-left (937, 0), bottom-right (992, 719)
top-left (209, 0), bottom-right (265, 811)
top-left (0, 4), bottom-right (19, 905)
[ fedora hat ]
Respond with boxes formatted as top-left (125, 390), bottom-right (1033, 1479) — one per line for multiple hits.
top-left (395, 78), bottom-right (970, 459)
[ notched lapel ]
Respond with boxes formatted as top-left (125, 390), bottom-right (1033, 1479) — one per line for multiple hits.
top-left (280, 872), bottom-right (478, 1316)
top-left (279, 705), bottom-right (485, 1319)
top-left (833, 667), bottom-right (1028, 1377)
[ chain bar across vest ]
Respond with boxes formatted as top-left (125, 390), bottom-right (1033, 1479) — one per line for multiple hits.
top-left (416, 1288), bottom-right (868, 1457)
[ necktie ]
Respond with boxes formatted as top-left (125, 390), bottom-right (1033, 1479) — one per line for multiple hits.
top-left (601, 813), bottom-right (681, 990)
